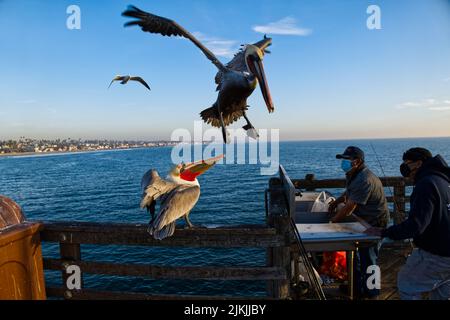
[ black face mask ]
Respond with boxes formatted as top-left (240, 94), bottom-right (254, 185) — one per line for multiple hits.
top-left (400, 163), bottom-right (411, 178)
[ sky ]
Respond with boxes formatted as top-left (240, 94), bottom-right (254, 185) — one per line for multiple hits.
top-left (0, 0), bottom-right (449, 141)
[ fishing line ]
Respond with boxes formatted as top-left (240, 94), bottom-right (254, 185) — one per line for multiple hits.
top-left (370, 142), bottom-right (415, 252)
top-left (369, 143), bottom-right (402, 219)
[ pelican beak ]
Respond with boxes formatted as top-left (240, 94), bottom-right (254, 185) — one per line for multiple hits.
top-left (180, 155), bottom-right (224, 181)
top-left (247, 52), bottom-right (274, 114)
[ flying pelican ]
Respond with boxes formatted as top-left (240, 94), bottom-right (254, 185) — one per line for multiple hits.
top-left (108, 75), bottom-right (151, 91)
top-left (140, 155), bottom-right (224, 240)
top-left (122, 6), bottom-right (274, 143)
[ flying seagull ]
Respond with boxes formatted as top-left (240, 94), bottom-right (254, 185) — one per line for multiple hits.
top-left (140, 155), bottom-right (224, 240)
top-left (122, 5), bottom-right (274, 143)
top-left (108, 75), bottom-right (151, 91)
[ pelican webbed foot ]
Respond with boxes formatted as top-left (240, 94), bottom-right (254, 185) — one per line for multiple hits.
top-left (242, 109), bottom-right (260, 140)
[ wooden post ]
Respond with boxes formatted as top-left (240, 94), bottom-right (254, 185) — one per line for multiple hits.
top-left (305, 174), bottom-right (316, 191)
top-left (59, 240), bottom-right (82, 300)
top-left (270, 215), bottom-right (291, 299)
top-left (393, 180), bottom-right (406, 224)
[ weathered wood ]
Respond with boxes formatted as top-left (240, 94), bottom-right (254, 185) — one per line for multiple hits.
top-left (40, 221), bottom-right (284, 248)
top-left (43, 258), bottom-right (287, 281)
top-left (270, 215), bottom-right (291, 299)
top-left (304, 174), bottom-right (316, 191)
top-left (386, 196), bottom-right (410, 203)
top-left (393, 182), bottom-right (407, 224)
top-left (42, 221), bottom-right (276, 235)
top-left (265, 185), bottom-right (282, 297)
top-left (46, 287), bottom-right (272, 300)
top-left (293, 176), bottom-right (412, 190)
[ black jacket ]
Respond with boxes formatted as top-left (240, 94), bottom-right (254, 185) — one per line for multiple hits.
top-left (383, 155), bottom-right (450, 257)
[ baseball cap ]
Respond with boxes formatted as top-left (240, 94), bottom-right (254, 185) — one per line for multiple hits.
top-left (336, 146), bottom-right (365, 161)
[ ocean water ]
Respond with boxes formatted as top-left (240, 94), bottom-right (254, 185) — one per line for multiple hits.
top-left (0, 138), bottom-right (449, 297)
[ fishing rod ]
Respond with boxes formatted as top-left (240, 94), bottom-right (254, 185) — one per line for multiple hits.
top-left (369, 142), bottom-right (403, 221)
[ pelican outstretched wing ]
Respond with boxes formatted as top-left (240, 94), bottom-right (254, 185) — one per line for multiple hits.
top-left (122, 5), bottom-right (226, 72)
top-left (151, 184), bottom-right (200, 232)
top-left (130, 76), bottom-right (151, 91)
top-left (140, 169), bottom-right (178, 210)
top-left (108, 75), bottom-right (126, 88)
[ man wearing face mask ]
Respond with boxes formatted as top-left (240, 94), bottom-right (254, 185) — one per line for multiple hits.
top-left (365, 148), bottom-right (450, 300)
top-left (328, 146), bottom-right (390, 298)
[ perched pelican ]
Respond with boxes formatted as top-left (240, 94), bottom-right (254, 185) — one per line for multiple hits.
top-left (108, 75), bottom-right (151, 91)
top-left (140, 155), bottom-right (224, 240)
top-left (122, 6), bottom-right (274, 143)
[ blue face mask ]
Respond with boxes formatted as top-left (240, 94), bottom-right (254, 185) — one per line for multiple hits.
top-left (341, 159), bottom-right (353, 173)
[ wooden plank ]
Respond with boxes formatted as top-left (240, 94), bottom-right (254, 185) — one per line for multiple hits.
top-left (43, 258), bottom-right (287, 281)
top-left (293, 177), bottom-right (412, 190)
top-left (42, 221), bottom-right (276, 235)
top-left (393, 183), bottom-right (407, 224)
top-left (386, 196), bottom-right (410, 203)
top-left (270, 215), bottom-right (291, 299)
top-left (40, 222), bottom-right (284, 248)
top-left (378, 258), bottom-right (406, 301)
top-left (46, 287), bottom-right (272, 300)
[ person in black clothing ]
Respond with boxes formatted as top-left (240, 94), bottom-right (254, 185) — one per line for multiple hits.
top-left (366, 147), bottom-right (450, 300)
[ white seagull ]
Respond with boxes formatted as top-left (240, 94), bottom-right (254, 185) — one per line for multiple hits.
top-left (108, 75), bottom-right (151, 91)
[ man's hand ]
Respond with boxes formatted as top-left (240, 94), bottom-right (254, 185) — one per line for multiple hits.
top-left (330, 199), bottom-right (357, 223)
top-left (328, 200), bottom-right (338, 215)
top-left (364, 227), bottom-right (384, 237)
top-left (328, 194), bottom-right (346, 215)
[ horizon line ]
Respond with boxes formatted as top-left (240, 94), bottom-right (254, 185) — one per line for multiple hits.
top-left (1, 135), bottom-right (450, 143)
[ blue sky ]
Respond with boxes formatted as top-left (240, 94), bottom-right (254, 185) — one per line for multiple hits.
top-left (0, 0), bottom-right (449, 140)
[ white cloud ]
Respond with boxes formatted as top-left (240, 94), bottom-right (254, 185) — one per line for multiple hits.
top-left (253, 17), bottom-right (312, 36)
top-left (396, 98), bottom-right (450, 111)
top-left (444, 77), bottom-right (450, 82)
top-left (429, 106), bottom-right (450, 111)
top-left (191, 32), bottom-right (238, 58)
top-left (16, 99), bottom-right (37, 104)
top-left (400, 102), bottom-right (421, 108)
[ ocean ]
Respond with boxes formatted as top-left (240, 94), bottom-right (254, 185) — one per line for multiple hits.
top-left (1, 138), bottom-right (449, 297)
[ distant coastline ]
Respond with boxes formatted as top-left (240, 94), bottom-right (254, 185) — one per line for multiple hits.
top-left (0, 139), bottom-right (180, 158)
top-left (0, 146), bottom-right (171, 159)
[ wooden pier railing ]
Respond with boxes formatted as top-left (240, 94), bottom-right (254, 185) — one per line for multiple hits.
top-left (39, 221), bottom-right (292, 300)
top-left (37, 168), bottom-right (413, 300)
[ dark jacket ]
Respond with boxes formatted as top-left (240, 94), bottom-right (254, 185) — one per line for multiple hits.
top-left (383, 155), bottom-right (450, 257)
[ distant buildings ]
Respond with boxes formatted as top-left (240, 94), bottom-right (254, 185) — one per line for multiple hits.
top-left (0, 138), bottom-right (178, 155)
